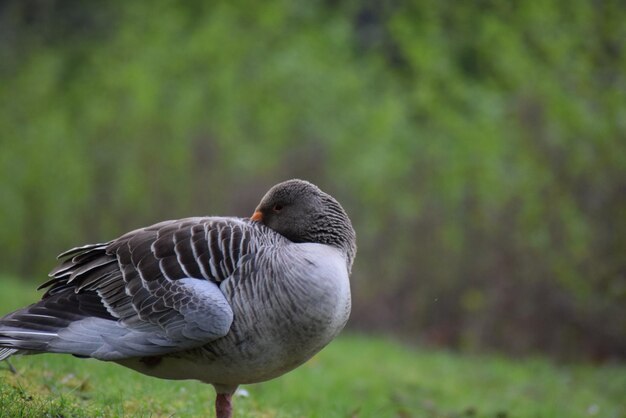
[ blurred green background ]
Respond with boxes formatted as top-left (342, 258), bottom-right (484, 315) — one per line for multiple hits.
top-left (0, 1), bottom-right (624, 362)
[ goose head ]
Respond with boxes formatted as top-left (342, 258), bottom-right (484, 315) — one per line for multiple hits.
top-left (251, 179), bottom-right (356, 271)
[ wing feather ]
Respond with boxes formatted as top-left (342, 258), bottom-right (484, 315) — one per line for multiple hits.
top-left (0, 217), bottom-right (280, 360)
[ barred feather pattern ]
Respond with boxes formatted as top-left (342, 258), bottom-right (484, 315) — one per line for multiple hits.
top-left (0, 217), bottom-right (284, 360)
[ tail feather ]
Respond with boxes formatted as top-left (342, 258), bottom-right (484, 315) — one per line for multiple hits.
top-left (0, 290), bottom-right (116, 360)
top-left (0, 326), bottom-right (57, 354)
top-left (0, 291), bottom-right (184, 361)
top-left (0, 347), bottom-right (19, 361)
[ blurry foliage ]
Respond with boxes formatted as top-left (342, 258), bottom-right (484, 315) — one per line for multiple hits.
top-left (0, 0), bottom-right (625, 360)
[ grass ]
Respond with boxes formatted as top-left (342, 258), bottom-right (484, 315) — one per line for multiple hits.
top-left (1, 276), bottom-right (625, 418)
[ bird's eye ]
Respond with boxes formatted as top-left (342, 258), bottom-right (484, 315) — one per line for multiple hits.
top-left (273, 204), bottom-right (283, 213)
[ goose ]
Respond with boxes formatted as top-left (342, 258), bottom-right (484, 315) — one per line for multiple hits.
top-left (0, 179), bottom-right (356, 418)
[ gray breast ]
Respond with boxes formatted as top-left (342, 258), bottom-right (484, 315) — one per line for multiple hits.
top-left (164, 243), bottom-right (352, 386)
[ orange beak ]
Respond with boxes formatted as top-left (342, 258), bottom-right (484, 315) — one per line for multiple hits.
top-left (251, 211), bottom-right (263, 222)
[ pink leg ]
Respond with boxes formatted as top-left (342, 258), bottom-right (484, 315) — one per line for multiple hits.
top-left (215, 392), bottom-right (233, 418)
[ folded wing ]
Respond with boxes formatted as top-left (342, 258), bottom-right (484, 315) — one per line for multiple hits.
top-left (0, 217), bottom-right (266, 361)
